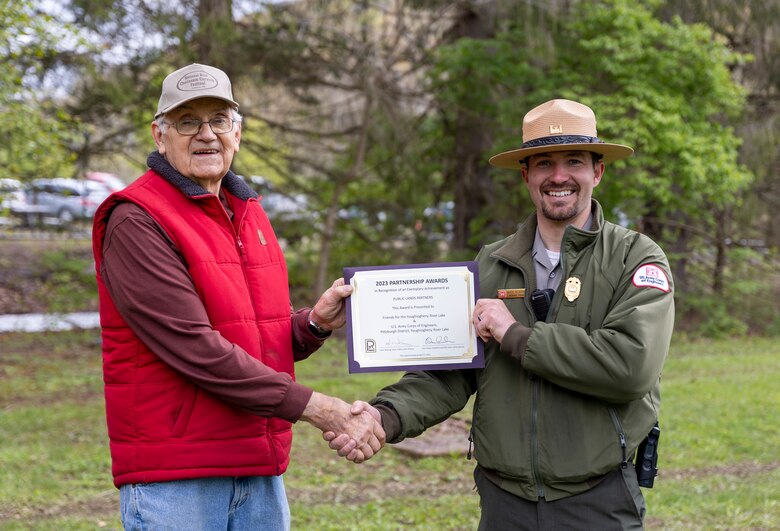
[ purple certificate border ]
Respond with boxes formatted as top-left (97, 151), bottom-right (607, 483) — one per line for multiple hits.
top-left (344, 261), bottom-right (484, 373)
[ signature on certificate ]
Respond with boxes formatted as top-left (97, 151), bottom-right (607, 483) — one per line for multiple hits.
top-left (383, 337), bottom-right (413, 348)
top-left (425, 336), bottom-right (454, 345)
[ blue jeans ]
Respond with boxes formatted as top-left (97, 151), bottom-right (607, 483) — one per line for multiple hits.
top-left (119, 476), bottom-right (290, 530)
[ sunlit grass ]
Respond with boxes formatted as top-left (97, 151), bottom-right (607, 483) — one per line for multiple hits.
top-left (0, 332), bottom-right (778, 529)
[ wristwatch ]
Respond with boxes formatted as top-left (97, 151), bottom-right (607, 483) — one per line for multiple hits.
top-left (308, 310), bottom-right (330, 337)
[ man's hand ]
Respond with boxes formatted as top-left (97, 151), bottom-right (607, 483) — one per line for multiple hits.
top-left (301, 393), bottom-right (384, 463)
top-left (309, 278), bottom-right (353, 332)
top-left (323, 400), bottom-right (383, 462)
top-left (473, 298), bottom-right (516, 343)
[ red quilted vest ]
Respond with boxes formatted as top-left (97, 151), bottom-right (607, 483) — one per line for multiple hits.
top-left (93, 163), bottom-right (294, 488)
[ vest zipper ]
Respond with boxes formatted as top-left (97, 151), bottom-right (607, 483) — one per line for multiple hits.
top-left (235, 206), bottom-right (278, 471)
top-left (233, 211), bottom-right (262, 362)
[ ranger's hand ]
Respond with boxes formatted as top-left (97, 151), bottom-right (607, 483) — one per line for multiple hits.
top-left (473, 298), bottom-right (516, 343)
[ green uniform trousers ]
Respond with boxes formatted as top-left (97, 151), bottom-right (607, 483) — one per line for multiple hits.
top-left (475, 465), bottom-right (646, 530)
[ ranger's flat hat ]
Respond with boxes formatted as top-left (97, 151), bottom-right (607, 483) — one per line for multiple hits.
top-left (155, 63), bottom-right (239, 118)
top-left (489, 99), bottom-right (633, 169)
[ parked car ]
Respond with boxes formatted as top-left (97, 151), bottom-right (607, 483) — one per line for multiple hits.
top-left (0, 178), bottom-right (29, 226)
top-left (82, 180), bottom-right (113, 204)
top-left (85, 171), bottom-right (125, 192)
top-left (0, 178), bottom-right (27, 211)
top-left (244, 175), bottom-right (310, 222)
top-left (25, 178), bottom-right (104, 225)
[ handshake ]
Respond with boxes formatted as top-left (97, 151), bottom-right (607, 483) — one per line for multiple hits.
top-left (301, 392), bottom-right (385, 464)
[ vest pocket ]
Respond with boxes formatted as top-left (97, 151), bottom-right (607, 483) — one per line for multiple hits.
top-left (168, 383), bottom-right (198, 438)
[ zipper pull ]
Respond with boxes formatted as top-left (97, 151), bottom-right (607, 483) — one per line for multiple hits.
top-left (237, 236), bottom-right (245, 255)
top-left (467, 428), bottom-right (474, 460)
top-left (620, 432), bottom-right (628, 469)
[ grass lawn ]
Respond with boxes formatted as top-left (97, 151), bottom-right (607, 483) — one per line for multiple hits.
top-left (0, 331), bottom-right (778, 530)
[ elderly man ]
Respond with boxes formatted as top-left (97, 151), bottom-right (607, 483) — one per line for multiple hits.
top-left (338, 99), bottom-right (674, 529)
top-left (92, 63), bottom-right (383, 530)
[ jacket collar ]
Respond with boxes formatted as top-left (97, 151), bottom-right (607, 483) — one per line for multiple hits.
top-left (492, 200), bottom-right (605, 265)
top-left (562, 201), bottom-right (604, 254)
top-left (147, 151), bottom-right (258, 201)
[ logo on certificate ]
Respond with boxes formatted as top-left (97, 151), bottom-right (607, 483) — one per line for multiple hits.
top-left (365, 339), bottom-right (377, 353)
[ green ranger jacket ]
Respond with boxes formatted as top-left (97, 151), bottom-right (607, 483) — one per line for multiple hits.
top-left (372, 200), bottom-right (675, 501)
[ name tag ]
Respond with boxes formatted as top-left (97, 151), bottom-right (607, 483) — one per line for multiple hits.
top-left (497, 288), bottom-right (525, 299)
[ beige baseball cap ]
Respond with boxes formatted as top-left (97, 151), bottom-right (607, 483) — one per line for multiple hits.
top-left (155, 63), bottom-right (239, 118)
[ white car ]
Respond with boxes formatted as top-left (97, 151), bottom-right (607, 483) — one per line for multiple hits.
top-left (0, 178), bottom-right (29, 226)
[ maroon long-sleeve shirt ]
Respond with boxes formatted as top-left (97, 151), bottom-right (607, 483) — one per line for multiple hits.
top-left (100, 200), bottom-right (324, 423)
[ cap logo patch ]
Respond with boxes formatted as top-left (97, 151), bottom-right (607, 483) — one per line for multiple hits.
top-left (178, 71), bottom-right (218, 91)
top-left (549, 124), bottom-right (563, 134)
top-left (632, 264), bottom-right (670, 292)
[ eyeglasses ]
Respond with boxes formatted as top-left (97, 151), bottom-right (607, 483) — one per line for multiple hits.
top-left (163, 116), bottom-right (235, 136)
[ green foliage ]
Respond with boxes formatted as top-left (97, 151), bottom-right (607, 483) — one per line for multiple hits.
top-left (36, 250), bottom-right (97, 313)
top-left (0, 0), bottom-right (773, 336)
top-left (676, 245), bottom-right (780, 337)
top-left (0, 0), bottom-right (83, 181)
top-left (421, 0), bottom-right (758, 333)
top-left (232, 119), bottom-right (292, 186)
top-left (416, 0), bottom-right (752, 278)
top-left (427, 33), bottom-right (543, 241)
top-left (285, 236), bottom-right (327, 308)
top-left (280, 102), bottom-right (466, 290)
top-left (0, 241), bottom-right (97, 314)
top-left (431, 36), bottom-right (534, 122)
top-left (557, 0), bottom-right (751, 224)
top-left (455, 0), bottom-right (751, 229)
top-left (696, 302), bottom-right (750, 339)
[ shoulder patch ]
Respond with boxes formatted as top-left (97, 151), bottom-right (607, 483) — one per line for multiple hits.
top-left (632, 264), bottom-right (670, 292)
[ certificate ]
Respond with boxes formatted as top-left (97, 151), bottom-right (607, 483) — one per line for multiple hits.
top-left (344, 262), bottom-right (484, 373)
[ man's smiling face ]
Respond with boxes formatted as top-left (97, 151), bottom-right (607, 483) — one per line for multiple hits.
top-left (152, 97), bottom-right (241, 191)
top-left (522, 150), bottom-right (604, 224)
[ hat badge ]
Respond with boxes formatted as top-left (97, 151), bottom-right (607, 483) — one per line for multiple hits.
top-left (549, 124), bottom-right (563, 135)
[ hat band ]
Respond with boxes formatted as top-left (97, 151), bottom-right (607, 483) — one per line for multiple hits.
top-left (522, 135), bottom-right (604, 149)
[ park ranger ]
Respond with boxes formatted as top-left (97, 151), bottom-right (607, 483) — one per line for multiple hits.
top-left (338, 99), bottom-right (674, 529)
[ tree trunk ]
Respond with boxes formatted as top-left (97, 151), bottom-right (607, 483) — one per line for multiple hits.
top-left (313, 91), bottom-right (373, 297)
top-left (712, 207), bottom-right (730, 294)
top-left (452, 128), bottom-right (494, 250)
top-left (196, 0), bottom-right (235, 67)
top-left (447, 1), bottom-right (497, 252)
